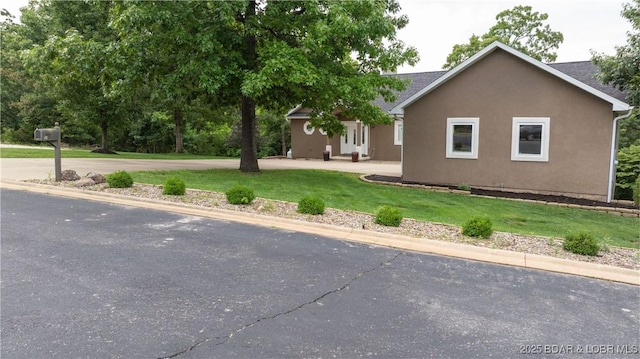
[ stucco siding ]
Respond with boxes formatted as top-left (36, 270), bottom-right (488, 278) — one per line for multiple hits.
top-left (369, 124), bottom-right (401, 161)
top-left (402, 49), bottom-right (613, 201)
top-left (290, 119), bottom-right (339, 159)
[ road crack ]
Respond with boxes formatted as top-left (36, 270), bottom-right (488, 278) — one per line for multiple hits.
top-left (158, 252), bottom-right (402, 358)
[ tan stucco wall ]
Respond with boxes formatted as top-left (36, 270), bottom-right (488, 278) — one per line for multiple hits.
top-left (290, 119), bottom-right (339, 159)
top-left (369, 124), bottom-right (401, 161)
top-left (402, 49), bottom-right (614, 201)
top-left (290, 119), bottom-right (401, 161)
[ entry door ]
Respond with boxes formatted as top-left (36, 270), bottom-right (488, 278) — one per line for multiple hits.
top-left (340, 121), bottom-right (357, 154)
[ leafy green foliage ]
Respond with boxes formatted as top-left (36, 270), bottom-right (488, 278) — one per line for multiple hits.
top-left (297, 196), bottom-right (325, 215)
top-left (615, 145), bottom-right (640, 200)
top-left (375, 205), bottom-right (403, 227)
top-left (592, 0), bottom-right (640, 108)
top-left (457, 183), bottom-right (471, 191)
top-left (563, 231), bottom-right (600, 256)
top-left (444, 5), bottom-right (563, 69)
top-left (162, 177), bottom-right (186, 196)
top-left (226, 185), bottom-right (255, 205)
top-left (106, 170), bottom-right (134, 188)
top-left (462, 217), bottom-right (493, 238)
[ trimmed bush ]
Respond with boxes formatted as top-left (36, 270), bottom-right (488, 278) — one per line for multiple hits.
top-left (106, 170), bottom-right (133, 188)
top-left (457, 183), bottom-right (471, 191)
top-left (462, 217), bottom-right (493, 238)
top-left (163, 177), bottom-right (186, 196)
top-left (633, 176), bottom-right (640, 206)
top-left (226, 185), bottom-right (255, 205)
top-left (375, 205), bottom-right (403, 227)
top-left (297, 196), bottom-right (325, 215)
top-left (563, 231), bottom-right (600, 256)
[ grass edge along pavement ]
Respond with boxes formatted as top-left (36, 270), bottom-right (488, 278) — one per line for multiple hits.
top-left (129, 168), bottom-right (639, 249)
top-left (0, 147), bottom-right (231, 160)
top-left (2, 179), bottom-right (637, 285)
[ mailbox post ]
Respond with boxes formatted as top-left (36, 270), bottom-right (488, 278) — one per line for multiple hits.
top-left (34, 122), bottom-right (62, 181)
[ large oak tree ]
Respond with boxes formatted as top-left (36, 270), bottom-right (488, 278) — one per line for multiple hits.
top-left (111, 0), bottom-right (418, 172)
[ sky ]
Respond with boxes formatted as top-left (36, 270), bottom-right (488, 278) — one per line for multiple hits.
top-left (2, 0), bottom-right (632, 73)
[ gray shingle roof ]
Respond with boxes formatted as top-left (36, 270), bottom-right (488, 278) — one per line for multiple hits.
top-left (547, 61), bottom-right (627, 102)
top-left (287, 60), bottom-right (627, 118)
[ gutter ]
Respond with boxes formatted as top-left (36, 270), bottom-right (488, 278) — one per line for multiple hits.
top-left (607, 109), bottom-right (634, 203)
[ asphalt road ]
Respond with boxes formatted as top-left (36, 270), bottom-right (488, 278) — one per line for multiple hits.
top-left (2, 189), bottom-right (639, 358)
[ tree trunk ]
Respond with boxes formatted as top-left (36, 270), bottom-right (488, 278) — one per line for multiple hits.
top-left (174, 108), bottom-right (184, 153)
top-left (240, 95), bottom-right (259, 172)
top-left (100, 119), bottom-right (108, 150)
top-left (239, 0), bottom-right (259, 172)
top-left (281, 121), bottom-right (286, 157)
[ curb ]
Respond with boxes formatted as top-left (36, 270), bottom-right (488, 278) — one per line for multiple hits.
top-left (2, 179), bottom-right (638, 286)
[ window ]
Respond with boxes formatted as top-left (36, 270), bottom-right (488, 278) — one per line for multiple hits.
top-left (446, 118), bottom-right (479, 159)
top-left (511, 117), bottom-right (550, 162)
top-left (394, 120), bottom-right (403, 145)
top-left (303, 121), bottom-right (315, 135)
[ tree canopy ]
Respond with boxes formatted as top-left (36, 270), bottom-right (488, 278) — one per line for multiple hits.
top-left (443, 5), bottom-right (563, 69)
top-left (111, 0), bottom-right (419, 171)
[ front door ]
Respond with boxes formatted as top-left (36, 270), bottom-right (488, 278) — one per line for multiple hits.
top-left (340, 121), bottom-right (357, 154)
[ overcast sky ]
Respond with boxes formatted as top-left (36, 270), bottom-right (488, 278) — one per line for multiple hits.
top-left (3, 0), bottom-right (632, 73)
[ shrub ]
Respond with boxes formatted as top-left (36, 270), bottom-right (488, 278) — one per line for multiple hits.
top-left (297, 196), bottom-right (325, 215)
top-left (615, 145), bottom-right (640, 200)
top-left (633, 177), bottom-right (640, 206)
top-left (563, 231), bottom-right (600, 256)
top-left (163, 177), bottom-right (186, 196)
top-left (462, 217), bottom-right (493, 238)
top-left (457, 183), bottom-right (471, 191)
top-left (106, 170), bottom-right (133, 188)
top-left (375, 205), bottom-right (403, 227)
top-left (226, 185), bottom-right (255, 205)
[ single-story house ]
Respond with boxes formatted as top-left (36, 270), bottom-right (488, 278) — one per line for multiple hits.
top-left (288, 42), bottom-right (632, 202)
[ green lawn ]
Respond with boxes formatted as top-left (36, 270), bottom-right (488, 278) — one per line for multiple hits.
top-left (0, 147), bottom-right (230, 159)
top-left (131, 169), bottom-right (640, 249)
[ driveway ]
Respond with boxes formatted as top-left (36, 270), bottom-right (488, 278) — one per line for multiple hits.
top-left (3, 189), bottom-right (638, 358)
top-left (0, 146), bottom-right (400, 180)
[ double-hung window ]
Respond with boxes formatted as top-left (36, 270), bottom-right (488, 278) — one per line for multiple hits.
top-left (394, 120), bottom-right (403, 145)
top-left (511, 117), bottom-right (550, 162)
top-left (446, 118), bottom-right (479, 159)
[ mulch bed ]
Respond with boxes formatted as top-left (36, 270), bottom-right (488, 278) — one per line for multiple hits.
top-left (364, 175), bottom-right (638, 210)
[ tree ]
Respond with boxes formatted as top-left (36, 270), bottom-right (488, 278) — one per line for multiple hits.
top-left (592, 1), bottom-right (639, 149)
top-left (443, 5), bottom-right (564, 69)
top-left (21, 0), bottom-right (127, 151)
top-left (110, 0), bottom-right (418, 172)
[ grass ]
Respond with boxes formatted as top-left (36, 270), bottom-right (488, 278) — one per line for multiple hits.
top-left (0, 147), bottom-right (231, 159)
top-left (130, 168), bottom-right (640, 249)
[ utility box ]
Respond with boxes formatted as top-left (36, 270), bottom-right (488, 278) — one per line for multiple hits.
top-left (34, 128), bottom-right (60, 142)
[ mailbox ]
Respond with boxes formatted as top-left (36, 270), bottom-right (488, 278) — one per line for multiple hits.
top-left (34, 128), bottom-right (60, 142)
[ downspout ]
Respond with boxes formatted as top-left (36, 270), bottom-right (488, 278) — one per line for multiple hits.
top-left (607, 109), bottom-right (633, 203)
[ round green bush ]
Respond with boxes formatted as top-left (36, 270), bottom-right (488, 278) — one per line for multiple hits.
top-left (297, 196), bottom-right (325, 215)
top-left (375, 205), bottom-right (403, 227)
top-left (106, 170), bottom-right (134, 188)
top-left (163, 177), bottom-right (186, 196)
top-left (226, 185), bottom-right (255, 205)
top-left (462, 217), bottom-right (493, 238)
top-left (563, 231), bottom-right (600, 256)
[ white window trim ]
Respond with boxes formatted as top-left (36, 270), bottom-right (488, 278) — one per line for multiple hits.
top-left (318, 128), bottom-right (327, 136)
top-left (303, 120), bottom-right (315, 135)
top-left (511, 117), bottom-right (550, 162)
top-left (394, 120), bottom-right (403, 146)
top-left (446, 117), bottom-right (479, 159)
